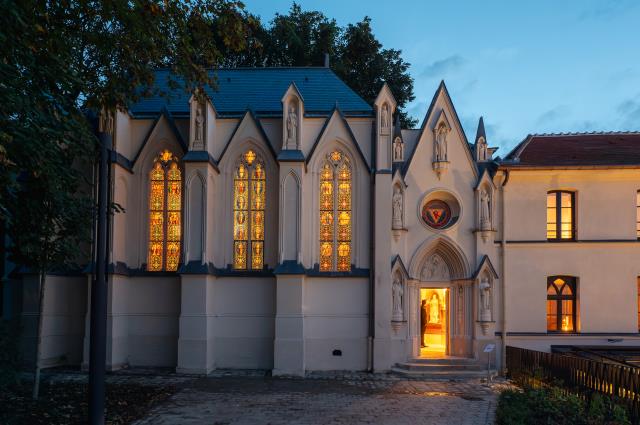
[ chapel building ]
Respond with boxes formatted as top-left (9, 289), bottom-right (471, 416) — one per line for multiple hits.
top-left (6, 67), bottom-right (640, 374)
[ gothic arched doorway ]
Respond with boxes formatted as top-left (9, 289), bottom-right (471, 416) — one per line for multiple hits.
top-left (409, 237), bottom-right (472, 359)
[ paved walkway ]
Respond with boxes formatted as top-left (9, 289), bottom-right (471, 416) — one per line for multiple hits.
top-left (134, 373), bottom-right (506, 425)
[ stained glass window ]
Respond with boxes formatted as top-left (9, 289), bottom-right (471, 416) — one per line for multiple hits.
top-left (147, 150), bottom-right (181, 271)
top-left (319, 150), bottom-right (351, 272)
top-left (546, 276), bottom-right (576, 332)
top-left (233, 150), bottom-right (265, 270)
top-left (547, 191), bottom-right (574, 240)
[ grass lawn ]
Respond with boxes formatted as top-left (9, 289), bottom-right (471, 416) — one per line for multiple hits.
top-left (0, 381), bottom-right (175, 424)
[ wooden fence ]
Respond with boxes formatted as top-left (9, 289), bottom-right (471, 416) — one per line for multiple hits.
top-left (507, 345), bottom-right (640, 422)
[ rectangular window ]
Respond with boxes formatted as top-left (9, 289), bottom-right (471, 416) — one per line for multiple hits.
top-left (547, 276), bottom-right (577, 332)
top-left (636, 191), bottom-right (639, 239)
top-left (547, 191), bottom-right (575, 241)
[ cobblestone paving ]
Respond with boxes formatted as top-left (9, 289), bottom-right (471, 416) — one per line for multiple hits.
top-left (133, 372), bottom-right (507, 425)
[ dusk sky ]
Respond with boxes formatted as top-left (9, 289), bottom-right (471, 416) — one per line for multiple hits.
top-left (243, 0), bottom-right (640, 154)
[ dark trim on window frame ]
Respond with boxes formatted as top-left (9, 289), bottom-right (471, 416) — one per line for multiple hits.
top-left (547, 190), bottom-right (576, 241)
top-left (547, 275), bottom-right (577, 333)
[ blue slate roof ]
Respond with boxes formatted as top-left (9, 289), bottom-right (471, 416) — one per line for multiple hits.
top-left (129, 68), bottom-right (373, 118)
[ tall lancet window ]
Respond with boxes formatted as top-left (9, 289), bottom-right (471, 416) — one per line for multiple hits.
top-left (147, 150), bottom-right (182, 272)
top-left (319, 150), bottom-right (352, 272)
top-left (233, 149), bottom-right (265, 270)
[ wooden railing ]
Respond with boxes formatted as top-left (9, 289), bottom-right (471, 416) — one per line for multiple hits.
top-left (506, 345), bottom-right (640, 422)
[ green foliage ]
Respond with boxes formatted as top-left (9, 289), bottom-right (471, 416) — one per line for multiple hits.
top-left (334, 17), bottom-right (416, 127)
top-left (0, 0), bottom-right (250, 273)
top-left (218, 3), bottom-right (417, 127)
top-left (0, 320), bottom-right (21, 390)
top-left (496, 386), bottom-right (631, 425)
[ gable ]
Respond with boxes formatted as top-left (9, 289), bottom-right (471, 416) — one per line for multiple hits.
top-left (307, 108), bottom-right (370, 171)
top-left (403, 82), bottom-right (477, 179)
top-left (218, 110), bottom-right (277, 165)
top-left (132, 109), bottom-right (187, 167)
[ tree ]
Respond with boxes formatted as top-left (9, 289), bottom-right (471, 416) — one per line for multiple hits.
top-left (0, 0), bottom-right (250, 400)
top-left (266, 3), bottom-right (340, 67)
top-left (221, 4), bottom-right (416, 127)
top-left (334, 17), bottom-right (416, 127)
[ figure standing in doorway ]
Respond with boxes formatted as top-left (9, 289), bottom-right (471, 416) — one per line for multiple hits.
top-left (420, 299), bottom-right (428, 348)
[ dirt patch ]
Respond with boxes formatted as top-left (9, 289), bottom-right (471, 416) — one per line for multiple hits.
top-left (0, 381), bottom-right (176, 424)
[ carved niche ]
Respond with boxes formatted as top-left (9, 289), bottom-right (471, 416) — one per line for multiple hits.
top-left (478, 273), bottom-right (493, 335)
top-left (392, 273), bottom-right (404, 322)
top-left (282, 87), bottom-right (302, 150)
top-left (285, 101), bottom-right (299, 149)
top-left (392, 185), bottom-right (403, 230)
top-left (189, 94), bottom-right (206, 151)
top-left (380, 103), bottom-right (390, 135)
top-left (480, 188), bottom-right (491, 231)
top-left (393, 137), bottom-right (404, 162)
top-left (477, 137), bottom-right (488, 162)
top-left (432, 110), bottom-right (451, 179)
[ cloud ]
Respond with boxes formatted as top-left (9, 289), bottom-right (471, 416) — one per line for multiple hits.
top-left (617, 96), bottom-right (640, 130)
top-left (407, 101), bottom-right (427, 124)
top-left (579, 0), bottom-right (638, 20)
top-left (420, 55), bottom-right (466, 78)
top-left (536, 105), bottom-right (570, 125)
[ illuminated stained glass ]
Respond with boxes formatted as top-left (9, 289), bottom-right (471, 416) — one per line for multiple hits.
top-left (147, 151), bottom-right (181, 272)
top-left (319, 150), bottom-right (351, 272)
top-left (148, 162), bottom-right (165, 271)
top-left (233, 152), bottom-right (266, 270)
top-left (251, 163), bottom-right (265, 269)
top-left (319, 162), bottom-right (334, 271)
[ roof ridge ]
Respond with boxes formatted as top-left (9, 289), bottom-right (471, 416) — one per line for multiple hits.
top-left (531, 131), bottom-right (640, 137)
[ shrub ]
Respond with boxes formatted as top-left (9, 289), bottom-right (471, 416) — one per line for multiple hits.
top-left (496, 386), bottom-right (630, 425)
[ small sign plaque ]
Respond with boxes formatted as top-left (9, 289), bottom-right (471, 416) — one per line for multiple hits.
top-left (483, 344), bottom-right (495, 353)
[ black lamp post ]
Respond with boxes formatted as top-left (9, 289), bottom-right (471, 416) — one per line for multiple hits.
top-left (88, 112), bottom-right (111, 424)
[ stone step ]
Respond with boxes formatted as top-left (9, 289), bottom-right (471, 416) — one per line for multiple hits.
top-left (395, 362), bottom-right (486, 372)
top-left (391, 367), bottom-right (497, 380)
top-left (408, 357), bottom-right (480, 365)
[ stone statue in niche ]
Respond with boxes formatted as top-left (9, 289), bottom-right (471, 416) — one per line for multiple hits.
top-left (286, 105), bottom-right (298, 147)
top-left (393, 137), bottom-right (403, 161)
top-left (480, 189), bottom-right (491, 230)
top-left (392, 186), bottom-right (403, 229)
top-left (435, 122), bottom-right (448, 162)
top-left (381, 104), bottom-right (389, 129)
top-left (479, 276), bottom-right (492, 330)
top-left (193, 104), bottom-right (205, 149)
top-left (478, 139), bottom-right (487, 161)
top-left (421, 254), bottom-right (450, 281)
top-left (479, 276), bottom-right (491, 313)
top-left (392, 277), bottom-right (404, 321)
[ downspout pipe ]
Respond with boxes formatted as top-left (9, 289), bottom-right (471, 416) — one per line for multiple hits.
top-left (367, 120), bottom-right (377, 373)
top-left (500, 169), bottom-right (510, 374)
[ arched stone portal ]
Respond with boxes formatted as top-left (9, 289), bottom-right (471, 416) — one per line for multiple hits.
top-left (407, 237), bottom-right (473, 358)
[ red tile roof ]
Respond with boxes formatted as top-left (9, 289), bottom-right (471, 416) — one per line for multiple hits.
top-left (505, 132), bottom-right (640, 167)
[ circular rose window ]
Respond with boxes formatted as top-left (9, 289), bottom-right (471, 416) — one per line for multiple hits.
top-left (421, 199), bottom-right (452, 229)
